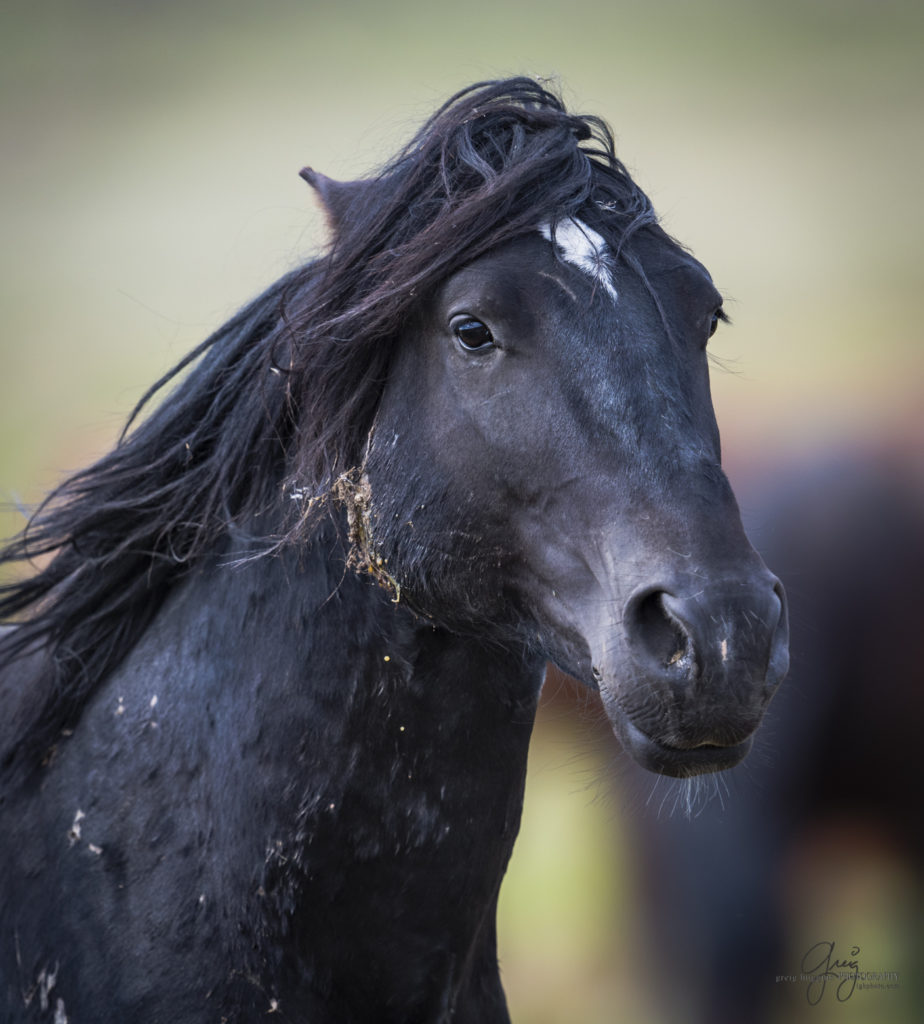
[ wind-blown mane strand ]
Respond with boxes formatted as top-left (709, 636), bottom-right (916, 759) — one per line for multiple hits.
top-left (0, 270), bottom-right (305, 772)
top-left (0, 77), bottom-right (655, 774)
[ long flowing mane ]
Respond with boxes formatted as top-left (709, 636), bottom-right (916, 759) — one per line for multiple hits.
top-left (0, 77), bottom-right (655, 773)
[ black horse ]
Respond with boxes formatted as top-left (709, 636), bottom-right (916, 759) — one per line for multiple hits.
top-left (0, 79), bottom-right (788, 1022)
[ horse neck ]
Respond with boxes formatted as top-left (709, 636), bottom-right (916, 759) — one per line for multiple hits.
top-left (136, 519), bottom-right (545, 898)
top-left (149, 522), bottom-right (546, 998)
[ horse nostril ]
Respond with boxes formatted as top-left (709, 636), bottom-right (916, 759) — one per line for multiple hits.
top-left (628, 590), bottom-right (695, 673)
top-left (626, 576), bottom-right (789, 692)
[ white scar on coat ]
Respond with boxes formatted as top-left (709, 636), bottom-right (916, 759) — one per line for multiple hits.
top-left (539, 218), bottom-right (618, 303)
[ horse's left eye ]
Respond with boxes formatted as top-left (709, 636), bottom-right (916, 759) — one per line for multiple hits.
top-left (452, 317), bottom-right (495, 353)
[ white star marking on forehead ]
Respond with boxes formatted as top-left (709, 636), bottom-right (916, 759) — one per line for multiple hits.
top-left (539, 217), bottom-right (618, 303)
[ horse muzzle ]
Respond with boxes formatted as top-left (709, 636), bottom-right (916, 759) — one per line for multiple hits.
top-left (603, 571), bottom-right (789, 777)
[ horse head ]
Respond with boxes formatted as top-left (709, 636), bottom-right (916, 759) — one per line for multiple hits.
top-left (304, 163), bottom-right (788, 777)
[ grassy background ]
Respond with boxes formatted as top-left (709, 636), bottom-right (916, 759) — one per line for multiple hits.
top-left (2, 1), bottom-right (922, 1020)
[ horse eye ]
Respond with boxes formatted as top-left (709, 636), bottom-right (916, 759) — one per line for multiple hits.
top-left (452, 317), bottom-right (495, 353)
top-left (708, 307), bottom-right (728, 339)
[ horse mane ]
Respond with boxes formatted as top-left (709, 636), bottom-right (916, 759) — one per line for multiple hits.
top-left (0, 77), bottom-right (655, 772)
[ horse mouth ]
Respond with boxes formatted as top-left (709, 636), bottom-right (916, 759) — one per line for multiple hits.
top-left (618, 717), bottom-right (753, 778)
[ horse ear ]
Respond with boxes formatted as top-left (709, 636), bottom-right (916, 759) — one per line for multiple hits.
top-left (299, 167), bottom-right (368, 232)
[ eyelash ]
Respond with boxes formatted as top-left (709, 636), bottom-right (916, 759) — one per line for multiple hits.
top-left (709, 307), bottom-right (730, 338)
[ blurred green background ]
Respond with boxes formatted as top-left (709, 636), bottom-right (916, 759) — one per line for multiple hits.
top-left (2, 1), bottom-right (922, 1021)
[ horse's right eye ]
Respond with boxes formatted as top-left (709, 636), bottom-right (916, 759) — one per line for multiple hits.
top-left (451, 317), bottom-right (495, 353)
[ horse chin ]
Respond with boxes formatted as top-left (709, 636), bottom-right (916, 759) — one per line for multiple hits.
top-left (554, 651), bottom-right (757, 778)
top-left (612, 713), bottom-right (754, 778)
